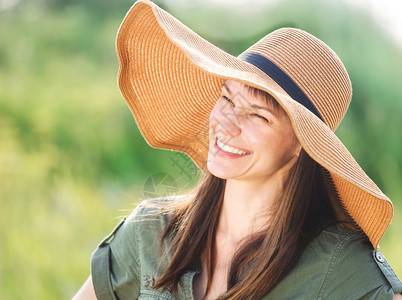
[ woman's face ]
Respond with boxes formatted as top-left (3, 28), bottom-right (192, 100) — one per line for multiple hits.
top-left (207, 80), bottom-right (301, 184)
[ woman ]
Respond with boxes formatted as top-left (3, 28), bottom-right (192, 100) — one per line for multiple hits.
top-left (74, 0), bottom-right (402, 299)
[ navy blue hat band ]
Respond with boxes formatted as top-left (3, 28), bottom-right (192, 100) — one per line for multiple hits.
top-left (239, 52), bottom-right (323, 121)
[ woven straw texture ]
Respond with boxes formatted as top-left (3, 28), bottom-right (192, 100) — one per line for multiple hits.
top-left (116, 0), bottom-right (393, 248)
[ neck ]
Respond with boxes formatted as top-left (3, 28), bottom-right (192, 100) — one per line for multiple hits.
top-left (217, 174), bottom-right (286, 243)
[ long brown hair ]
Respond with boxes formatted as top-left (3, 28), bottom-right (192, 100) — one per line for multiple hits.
top-left (153, 88), bottom-right (338, 299)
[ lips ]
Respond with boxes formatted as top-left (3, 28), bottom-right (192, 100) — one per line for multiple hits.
top-left (215, 137), bottom-right (251, 156)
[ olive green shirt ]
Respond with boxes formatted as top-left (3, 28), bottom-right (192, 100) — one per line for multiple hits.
top-left (91, 198), bottom-right (402, 299)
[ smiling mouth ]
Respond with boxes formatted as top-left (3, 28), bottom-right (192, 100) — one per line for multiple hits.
top-left (216, 138), bottom-right (252, 155)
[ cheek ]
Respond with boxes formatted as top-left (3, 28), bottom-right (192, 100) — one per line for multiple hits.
top-left (209, 100), bottom-right (227, 125)
top-left (244, 122), bottom-right (274, 145)
top-left (276, 130), bottom-right (299, 157)
top-left (249, 126), bottom-right (296, 155)
top-left (209, 104), bottom-right (221, 132)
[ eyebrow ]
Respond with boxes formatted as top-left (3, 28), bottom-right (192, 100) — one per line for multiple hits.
top-left (222, 83), bottom-right (279, 118)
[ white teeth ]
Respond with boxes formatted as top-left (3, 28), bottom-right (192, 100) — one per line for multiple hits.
top-left (217, 139), bottom-right (250, 155)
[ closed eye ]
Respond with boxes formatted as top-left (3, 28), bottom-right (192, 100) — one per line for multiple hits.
top-left (222, 95), bottom-right (234, 104)
top-left (253, 114), bottom-right (269, 123)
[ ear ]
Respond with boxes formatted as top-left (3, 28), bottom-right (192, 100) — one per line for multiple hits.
top-left (293, 142), bottom-right (302, 157)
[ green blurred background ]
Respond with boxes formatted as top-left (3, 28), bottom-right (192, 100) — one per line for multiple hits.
top-left (0, 0), bottom-right (401, 298)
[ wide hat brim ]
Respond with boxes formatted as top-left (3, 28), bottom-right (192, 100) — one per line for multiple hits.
top-left (116, 0), bottom-right (392, 248)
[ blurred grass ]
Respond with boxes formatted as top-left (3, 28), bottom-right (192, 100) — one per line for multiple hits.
top-left (0, 0), bottom-right (401, 299)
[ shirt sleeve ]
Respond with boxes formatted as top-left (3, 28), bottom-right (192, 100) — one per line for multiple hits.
top-left (317, 234), bottom-right (396, 300)
top-left (90, 205), bottom-right (142, 300)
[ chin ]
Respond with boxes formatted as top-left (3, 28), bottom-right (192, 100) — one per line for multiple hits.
top-left (207, 159), bottom-right (230, 180)
top-left (207, 159), bottom-right (244, 180)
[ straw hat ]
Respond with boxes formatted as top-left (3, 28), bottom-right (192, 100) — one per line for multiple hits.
top-left (116, 0), bottom-right (393, 248)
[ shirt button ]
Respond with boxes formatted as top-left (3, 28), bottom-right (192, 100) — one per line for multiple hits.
top-left (375, 251), bottom-right (385, 263)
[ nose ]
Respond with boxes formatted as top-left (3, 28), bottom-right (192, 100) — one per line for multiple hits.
top-left (210, 105), bottom-right (245, 140)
